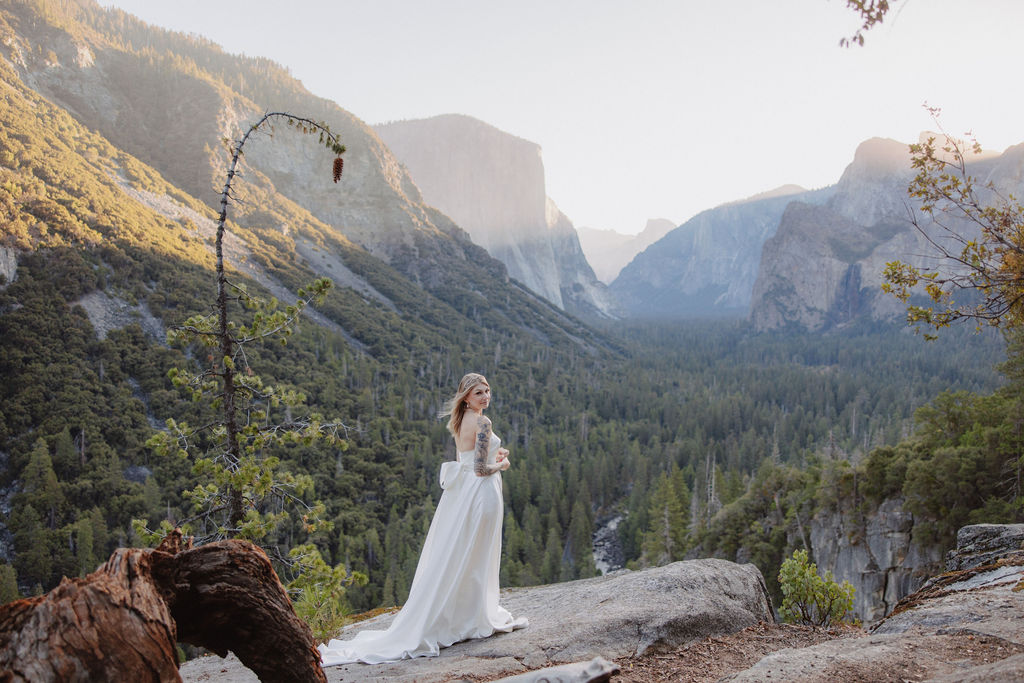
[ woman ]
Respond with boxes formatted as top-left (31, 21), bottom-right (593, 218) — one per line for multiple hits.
top-left (319, 373), bottom-right (527, 666)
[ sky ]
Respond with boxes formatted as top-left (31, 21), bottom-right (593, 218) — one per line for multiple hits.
top-left (100, 0), bottom-right (1024, 235)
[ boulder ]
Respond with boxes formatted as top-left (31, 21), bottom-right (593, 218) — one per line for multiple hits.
top-left (180, 558), bottom-right (773, 682)
top-left (945, 523), bottom-right (1024, 572)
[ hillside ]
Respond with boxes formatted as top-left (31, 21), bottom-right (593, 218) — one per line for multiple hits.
top-left (0, 0), bottom-right (613, 609)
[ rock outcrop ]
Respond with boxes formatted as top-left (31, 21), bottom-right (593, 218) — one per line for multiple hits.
top-left (0, 248), bottom-right (17, 286)
top-left (611, 186), bottom-right (824, 317)
top-left (374, 114), bottom-right (612, 317)
top-left (180, 558), bottom-right (773, 682)
top-left (810, 497), bottom-right (944, 626)
top-left (724, 523), bottom-right (1024, 682)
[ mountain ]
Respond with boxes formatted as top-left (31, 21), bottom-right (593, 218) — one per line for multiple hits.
top-left (610, 185), bottom-right (824, 317)
top-left (577, 219), bottom-right (675, 284)
top-left (749, 137), bottom-right (1024, 331)
top-left (374, 115), bottom-right (613, 318)
top-left (1, 0), bottom-right (585, 330)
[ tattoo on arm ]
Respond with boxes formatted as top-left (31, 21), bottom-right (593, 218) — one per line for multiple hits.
top-left (473, 415), bottom-right (500, 476)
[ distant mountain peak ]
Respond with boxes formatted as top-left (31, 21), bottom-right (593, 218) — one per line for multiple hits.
top-left (723, 184), bottom-right (808, 207)
top-left (839, 137), bottom-right (911, 183)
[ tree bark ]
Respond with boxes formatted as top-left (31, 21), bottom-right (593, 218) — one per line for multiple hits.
top-left (0, 530), bottom-right (326, 683)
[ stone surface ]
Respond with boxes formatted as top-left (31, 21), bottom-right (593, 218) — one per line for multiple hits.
top-left (180, 558), bottom-right (773, 683)
top-left (494, 656), bottom-right (618, 683)
top-left (723, 523), bottom-right (1024, 682)
top-left (0, 247), bottom-right (17, 286)
top-left (809, 497), bottom-right (943, 625)
top-left (612, 185), bottom-right (825, 318)
top-left (946, 523), bottom-right (1024, 571)
top-left (374, 114), bottom-right (612, 317)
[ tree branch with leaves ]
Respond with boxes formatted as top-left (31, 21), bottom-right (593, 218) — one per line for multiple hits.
top-left (882, 107), bottom-right (1024, 337)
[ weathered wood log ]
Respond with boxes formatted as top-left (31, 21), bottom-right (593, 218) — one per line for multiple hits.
top-left (0, 530), bottom-right (326, 683)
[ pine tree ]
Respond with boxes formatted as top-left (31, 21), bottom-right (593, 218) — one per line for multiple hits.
top-left (0, 564), bottom-right (19, 604)
top-left (21, 438), bottom-right (63, 530)
top-left (641, 466), bottom-right (690, 566)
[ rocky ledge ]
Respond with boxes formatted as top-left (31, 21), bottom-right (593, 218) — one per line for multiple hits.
top-left (181, 558), bottom-right (772, 682)
top-left (722, 523), bottom-right (1024, 682)
top-left (181, 525), bottom-right (1024, 682)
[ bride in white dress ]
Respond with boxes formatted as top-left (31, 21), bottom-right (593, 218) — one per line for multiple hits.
top-left (319, 373), bottom-right (528, 667)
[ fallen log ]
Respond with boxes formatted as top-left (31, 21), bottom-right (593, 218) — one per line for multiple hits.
top-left (0, 530), bottom-right (326, 683)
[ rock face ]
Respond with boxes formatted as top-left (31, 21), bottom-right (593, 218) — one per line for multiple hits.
top-left (611, 186), bottom-right (824, 317)
top-left (374, 115), bottom-right (612, 317)
top-left (945, 523), bottom-right (1024, 571)
top-left (0, 248), bottom-right (17, 286)
top-left (576, 218), bottom-right (676, 284)
top-left (749, 137), bottom-right (1024, 331)
top-left (180, 558), bottom-right (773, 682)
top-left (810, 497), bottom-right (943, 626)
top-left (725, 523), bottom-right (1024, 682)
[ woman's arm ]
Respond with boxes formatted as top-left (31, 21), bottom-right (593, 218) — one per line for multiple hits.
top-left (473, 415), bottom-right (508, 476)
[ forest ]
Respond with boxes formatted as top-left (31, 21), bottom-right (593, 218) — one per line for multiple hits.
top-left (0, 233), bottom-right (1009, 612)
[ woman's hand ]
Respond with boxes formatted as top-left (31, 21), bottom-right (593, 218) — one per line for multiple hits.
top-left (496, 448), bottom-right (510, 470)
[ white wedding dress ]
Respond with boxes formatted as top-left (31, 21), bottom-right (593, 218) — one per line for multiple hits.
top-left (319, 433), bottom-right (527, 666)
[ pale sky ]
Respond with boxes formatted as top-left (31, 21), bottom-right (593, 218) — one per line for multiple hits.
top-left (100, 0), bottom-right (1024, 235)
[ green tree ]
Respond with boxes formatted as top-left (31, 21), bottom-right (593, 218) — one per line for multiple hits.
top-left (284, 543), bottom-right (367, 643)
top-left (21, 438), bottom-right (64, 530)
top-left (74, 516), bottom-right (97, 576)
top-left (11, 505), bottom-right (51, 589)
top-left (778, 549), bottom-right (855, 626)
top-left (139, 112), bottom-right (360, 628)
top-left (641, 466), bottom-right (690, 566)
top-left (0, 564), bottom-right (19, 604)
top-left (143, 112), bottom-right (346, 543)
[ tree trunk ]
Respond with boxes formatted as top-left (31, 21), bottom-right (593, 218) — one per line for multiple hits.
top-left (0, 530), bottom-right (326, 683)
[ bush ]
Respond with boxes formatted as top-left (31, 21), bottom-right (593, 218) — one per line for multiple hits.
top-left (778, 549), bottom-right (855, 626)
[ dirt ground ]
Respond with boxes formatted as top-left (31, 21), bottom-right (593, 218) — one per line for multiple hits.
top-left (604, 621), bottom-right (1023, 683)
top-left (610, 621), bottom-right (858, 682)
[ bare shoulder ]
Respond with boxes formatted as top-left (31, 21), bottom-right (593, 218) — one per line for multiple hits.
top-left (475, 414), bottom-right (492, 429)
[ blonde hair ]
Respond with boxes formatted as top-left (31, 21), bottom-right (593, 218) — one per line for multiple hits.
top-left (439, 373), bottom-right (489, 437)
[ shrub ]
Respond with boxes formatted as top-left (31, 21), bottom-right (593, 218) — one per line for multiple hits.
top-left (778, 549), bottom-right (855, 626)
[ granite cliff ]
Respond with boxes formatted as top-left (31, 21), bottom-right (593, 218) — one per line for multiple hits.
top-left (611, 185), bottom-right (825, 317)
top-left (374, 114), bottom-right (613, 317)
top-left (750, 137), bottom-right (1024, 331)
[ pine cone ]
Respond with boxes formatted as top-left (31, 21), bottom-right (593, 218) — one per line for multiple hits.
top-left (333, 157), bottom-right (344, 183)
